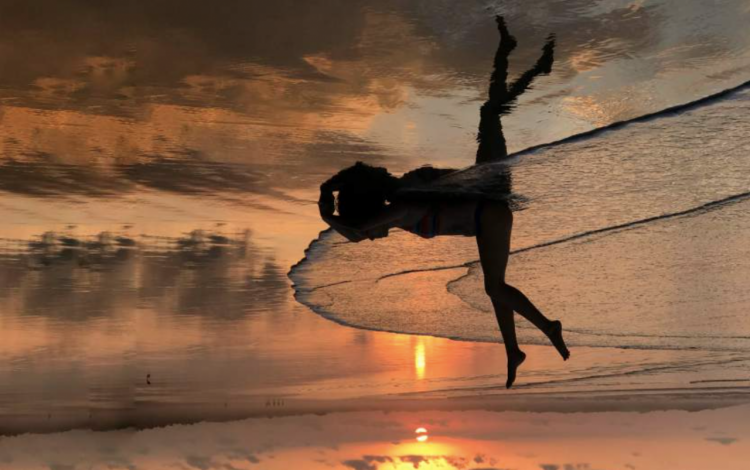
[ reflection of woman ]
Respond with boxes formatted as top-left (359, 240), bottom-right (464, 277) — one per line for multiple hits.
top-left (318, 17), bottom-right (568, 388)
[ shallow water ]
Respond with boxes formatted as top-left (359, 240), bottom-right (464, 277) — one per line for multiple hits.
top-left (292, 86), bottom-right (750, 351)
top-left (2, 0), bottom-right (750, 431)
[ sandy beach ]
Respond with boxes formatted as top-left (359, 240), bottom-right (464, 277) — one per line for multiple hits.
top-left (1, 0), bottom-right (750, 468)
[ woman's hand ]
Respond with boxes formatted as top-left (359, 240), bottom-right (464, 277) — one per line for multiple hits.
top-left (318, 189), bottom-right (336, 218)
top-left (326, 218), bottom-right (369, 242)
top-left (317, 195), bottom-right (368, 242)
top-left (317, 186), bottom-right (402, 242)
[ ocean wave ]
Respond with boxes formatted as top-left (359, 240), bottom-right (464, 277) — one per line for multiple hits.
top-left (290, 83), bottom-right (750, 351)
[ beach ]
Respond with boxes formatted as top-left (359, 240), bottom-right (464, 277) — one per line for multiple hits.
top-left (1, 0), bottom-right (750, 467)
top-left (2, 405), bottom-right (749, 469)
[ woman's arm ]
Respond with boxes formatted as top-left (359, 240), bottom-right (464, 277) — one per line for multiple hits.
top-left (318, 174), bottom-right (408, 241)
top-left (318, 190), bottom-right (367, 242)
top-left (355, 203), bottom-right (408, 232)
top-left (320, 213), bottom-right (368, 242)
top-left (320, 203), bottom-right (408, 242)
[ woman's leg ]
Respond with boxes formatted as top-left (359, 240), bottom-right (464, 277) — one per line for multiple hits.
top-left (489, 299), bottom-right (526, 389)
top-left (505, 35), bottom-right (555, 107)
top-left (476, 16), bottom-right (515, 164)
top-left (476, 201), bottom-right (525, 388)
top-left (476, 203), bottom-right (569, 375)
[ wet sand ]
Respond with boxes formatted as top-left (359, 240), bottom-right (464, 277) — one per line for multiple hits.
top-left (2, 5), bottom-right (750, 469)
top-left (2, 404), bottom-right (749, 469)
top-left (3, 335), bottom-right (749, 435)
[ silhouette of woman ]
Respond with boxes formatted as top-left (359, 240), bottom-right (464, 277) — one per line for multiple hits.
top-left (318, 16), bottom-right (568, 388)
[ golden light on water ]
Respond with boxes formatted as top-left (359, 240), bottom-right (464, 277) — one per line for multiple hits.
top-left (414, 339), bottom-right (426, 379)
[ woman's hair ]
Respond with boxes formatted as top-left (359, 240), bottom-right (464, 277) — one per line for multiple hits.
top-left (320, 162), bottom-right (461, 221)
top-left (320, 162), bottom-right (400, 221)
top-left (399, 166), bottom-right (456, 187)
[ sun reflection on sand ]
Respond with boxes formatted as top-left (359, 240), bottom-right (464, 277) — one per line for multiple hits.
top-left (2, 406), bottom-right (749, 469)
top-left (414, 339), bottom-right (426, 379)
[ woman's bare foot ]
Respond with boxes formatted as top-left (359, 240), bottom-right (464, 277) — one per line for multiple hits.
top-left (547, 320), bottom-right (570, 360)
top-left (506, 349), bottom-right (526, 389)
top-left (495, 16), bottom-right (518, 51)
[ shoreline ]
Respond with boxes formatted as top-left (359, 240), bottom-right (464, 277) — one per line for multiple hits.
top-left (4, 381), bottom-right (748, 437)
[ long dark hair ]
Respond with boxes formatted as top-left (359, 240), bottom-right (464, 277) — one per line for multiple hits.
top-left (319, 162), bottom-right (399, 221)
top-left (319, 162), bottom-right (456, 221)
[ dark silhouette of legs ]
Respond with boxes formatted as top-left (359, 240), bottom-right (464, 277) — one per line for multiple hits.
top-left (507, 34), bottom-right (555, 104)
top-left (491, 299), bottom-right (526, 389)
top-left (473, 17), bottom-right (565, 388)
top-left (476, 16), bottom-right (556, 165)
top-left (476, 202), bottom-right (569, 388)
top-left (487, 16), bottom-right (515, 104)
top-left (476, 16), bottom-right (514, 164)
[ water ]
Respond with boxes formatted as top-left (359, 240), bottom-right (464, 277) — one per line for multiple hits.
top-left (2, 0), bottom-right (750, 432)
top-left (292, 85), bottom-right (750, 351)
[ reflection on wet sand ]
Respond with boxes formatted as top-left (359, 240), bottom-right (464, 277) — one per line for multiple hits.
top-left (3, 0), bottom-right (750, 201)
top-left (1, 228), bottom-right (286, 321)
top-left (2, 405), bottom-right (749, 469)
top-left (2, 0), bottom-right (750, 443)
top-left (0, 226), bottom-right (290, 432)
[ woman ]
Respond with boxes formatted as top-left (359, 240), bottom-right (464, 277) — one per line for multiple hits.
top-left (318, 17), bottom-right (568, 388)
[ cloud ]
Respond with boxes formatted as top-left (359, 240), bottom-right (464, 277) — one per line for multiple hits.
top-left (540, 465), bottom-right (594, 470)
top-left (705, 437), bottom-right (738, 446)
top-left (185, 455), bottom-right (213, 470)
top-left (342, 455), bottom-right (394, 470)
top-left (224, 450), bottom-right (260, 465)
top-left (1, 227), bottom-right (287, 322)
top-left (363, 456), bottom-right (393, 463)
top-left (342, 454), bottom-right (479, 470)
top-left (342, 459), bottom-right (377, 470)
top-left (399, 455), bottom-right (428, 468)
